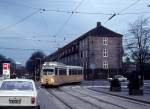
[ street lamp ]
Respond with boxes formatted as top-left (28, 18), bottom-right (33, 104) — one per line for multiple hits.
top-left (29, 58), bottom-right (44, 81)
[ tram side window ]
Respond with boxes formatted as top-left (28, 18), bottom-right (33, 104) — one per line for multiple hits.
top-left (69, 69), bottom-right (78, 75)
top-left (55, 68), bottom-right (58, 75)
top-left (78, 70), bottom-right (82, 75)
top-left (69, 69), bottom-right (72, 75)
top-left (74, 70), bottom-right (77, 75)
top-left (59, 69), bottom-right (67, 75)
top-left (42, 69), bottom-right (46, 75)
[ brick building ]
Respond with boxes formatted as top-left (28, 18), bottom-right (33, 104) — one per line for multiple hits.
top-left (46, 22), bottom-right (123, 80)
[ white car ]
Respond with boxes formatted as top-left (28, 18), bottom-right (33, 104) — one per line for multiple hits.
top-left (114, 75), bottom-right (127, 82)
top-left (108, 75), bottom-right (127, 82)
top-left (0, 79), bottom-right (40, 109)
top-left (107, 77), bottom-right (113, 82)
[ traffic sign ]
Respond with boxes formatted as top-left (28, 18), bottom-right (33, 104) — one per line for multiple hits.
top-left (3, 63), bottom-right (10, 79)
top-left (90, 64), bottom-right (96, 69)
top-left (3, 63), bottom-right (10, 70)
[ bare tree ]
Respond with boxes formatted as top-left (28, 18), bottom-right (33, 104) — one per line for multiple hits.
top-left (126, 17), bottom-right (150, 87)
top-left (26, 51), bottom-right (46, 80)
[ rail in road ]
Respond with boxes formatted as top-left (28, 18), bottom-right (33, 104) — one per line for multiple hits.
top-left (38, 84), bottom-right (150, 109)
top-left (62, 86), bottom-right (127, 109)
top-left (71, 86), bottom-right (150, 109)
top-left (46, 88), bottom-right (103, 109)
top-left (86, 86), bottom-right (150, 105)
top-left (45, 88), bottom-right (73, 109)
top-left (61, 86), bottom-right (150, 109)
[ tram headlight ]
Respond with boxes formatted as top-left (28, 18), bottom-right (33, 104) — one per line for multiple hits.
top-left (51, 78), bottom-right (54, 83)
top-left (41, 78), bottom-right (43, 83)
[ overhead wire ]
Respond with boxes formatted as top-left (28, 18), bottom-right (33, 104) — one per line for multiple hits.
top-left (0, 0), bottom-right (147, 53)
top-left (0, 0), bottom-right (40, 10)
top-left (0, 9), bottom-right (41, 32)
top-left (54, 0), bottom-right (85, 37)
top-left (0, 36), bottom-right (57, 42)
top-left (43, 8), bottom-right (150, 15)
top-left (0, 0), bottom-right (146, 32)
top-left (118, 0), bottom-right (141, 13)
top-left (40, 10), bottom-right (52, 38)
top-left (103, 0), bottom-right (141, 24)
top-left (39, 8), bottom-right (149, 15)
top-left (119, 11), bottom-right (150, 15)
top-left (0, 46), bottom-right (56, 52)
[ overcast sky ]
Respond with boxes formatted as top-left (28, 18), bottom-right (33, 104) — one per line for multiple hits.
top-left (0, 0), bottom-right (149, 65)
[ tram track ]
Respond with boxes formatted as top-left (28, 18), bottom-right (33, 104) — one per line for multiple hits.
top-left (39, 83), bottom-right (150, 109)
top-left (61, 86), bottom-right (127, 109)
top-left (46, 88), bottom-right (104, 109)
top-left (70, 86), bottom-right (150, 108)
top-left (46, 88), bottom-right (74, 109)
top-left (86, 87), bottom-right (150, 106)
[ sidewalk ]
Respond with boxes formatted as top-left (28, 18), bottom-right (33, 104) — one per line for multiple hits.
top-left (88, 86), bottom-right (150, 104)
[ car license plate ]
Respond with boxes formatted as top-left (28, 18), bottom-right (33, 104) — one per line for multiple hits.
top-left (9, 98), bottom-right (21, 104)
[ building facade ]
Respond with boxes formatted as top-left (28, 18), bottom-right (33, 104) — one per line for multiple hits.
top-left (46, 22), bottom-right (123, 79)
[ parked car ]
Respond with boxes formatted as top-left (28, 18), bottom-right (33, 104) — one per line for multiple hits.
top-left (114, 75), bottom-right (127, 82)
top-left (107, 77), bottom-right (113, 82)
top-left (0, 79), bottom-right (40, 109)
top-left (108, 75), bottom-right (127, 82)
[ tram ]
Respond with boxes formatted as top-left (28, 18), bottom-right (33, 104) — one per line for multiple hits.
top-left (40, 62), bottom-right (84, 86)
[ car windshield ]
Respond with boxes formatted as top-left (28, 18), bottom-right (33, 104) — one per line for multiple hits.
top-left (0, 81), bottom-right (34, 91)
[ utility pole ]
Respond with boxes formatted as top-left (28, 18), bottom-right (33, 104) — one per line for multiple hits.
top-left (34, 58), bottom-right (42, 81)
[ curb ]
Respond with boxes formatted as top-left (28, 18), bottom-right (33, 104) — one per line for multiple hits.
top-left (88, 88), bottom-right (150, 105)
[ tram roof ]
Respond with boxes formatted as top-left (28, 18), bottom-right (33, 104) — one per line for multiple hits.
top-left (43, 62), bottom-right (66, 67)
top-left (66, 65), bottom-right (83, 69)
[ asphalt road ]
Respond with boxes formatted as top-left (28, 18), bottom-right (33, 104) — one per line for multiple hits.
top-left (0, 79), bottom-right (150, 109)
top-left (37, 80), bottom-right (150, 109)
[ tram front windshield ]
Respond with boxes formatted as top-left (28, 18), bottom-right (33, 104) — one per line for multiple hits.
top-left (43, 69), bottom-right (54, 75)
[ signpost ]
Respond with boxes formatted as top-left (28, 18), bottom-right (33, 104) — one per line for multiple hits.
top-left (3, 63), bottom-right (10, 79)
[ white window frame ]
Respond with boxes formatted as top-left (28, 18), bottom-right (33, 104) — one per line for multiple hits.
top-left (83, 51), bottom-right (84, 58)
top-left (103, 49), bottom-right (108, 57)
top-left (85, 50), bottom-right (88, 57)
top-left (103, 37), bottom-right (108, 45)
top-left (103, 61), bottom-right (108, 69)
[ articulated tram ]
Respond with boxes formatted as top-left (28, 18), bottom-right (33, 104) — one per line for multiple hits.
top-left (40, 62), bottom-right (84, 86)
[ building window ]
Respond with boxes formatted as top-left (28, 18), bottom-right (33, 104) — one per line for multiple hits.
top-left (103, 49), bottom-right (108, 57)
top-left (85, 61), bottom-right (88, 69)
top-left (103, 37), bottom-right (108, 45)
top-left (85, 38), bottom-right (87, 46)
top-left (103, 61), bottom-right (108, 69)
top-left (75, 45), bottom-right (78, 50)
top-left (82, 40), bottom-right (84, 48)
top-left (83, 51), bottom-right (85, 58)
top-left (80, 52), bottom-right (83, 58)
top-left (85, 50), bottom-right (88, 57)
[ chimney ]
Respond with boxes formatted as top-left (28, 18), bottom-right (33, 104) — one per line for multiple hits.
top-left (97, 22), bottom-right (101, 27)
